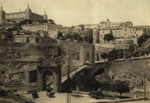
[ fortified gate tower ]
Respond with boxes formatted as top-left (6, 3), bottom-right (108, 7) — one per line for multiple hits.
top-left (37, 46), bottom-right (61, 92)
top-left (80, 44), bottom-right (95, 68)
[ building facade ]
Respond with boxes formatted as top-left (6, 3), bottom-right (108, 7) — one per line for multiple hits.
top-left (22, 21), bottom-right (63, 38)
top-left (92, 19), bottom-right (149, 43)
top-left (73, 19), bottom-right (149, 44)
top-left (0, 4), bottom-right (47, 25)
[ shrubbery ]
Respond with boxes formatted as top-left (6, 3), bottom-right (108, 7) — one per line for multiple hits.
top-left (101, 52), bottom-right (108, 60)
top-left (62, 32), bottom-right (93, 43)
top-left (95, 80), bottom-right (130, 97)
top-left (112, 80), bottom-right (130, 96)
top-left (137, 34), bottom-right (147, 47)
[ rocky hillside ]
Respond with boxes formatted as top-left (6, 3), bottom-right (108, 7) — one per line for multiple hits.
top-left (0, 40), bottom-right (87, 86)
top-left (95, 58), bottom-right (150, 92)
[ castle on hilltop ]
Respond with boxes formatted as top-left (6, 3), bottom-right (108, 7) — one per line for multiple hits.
top-left (0, 4), bottom-right (48, 25)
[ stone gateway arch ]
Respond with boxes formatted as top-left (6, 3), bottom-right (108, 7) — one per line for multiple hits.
top-left (37, 46), bottom-right (61, 92)
top-left (37, 66), bottom-right (61, 92)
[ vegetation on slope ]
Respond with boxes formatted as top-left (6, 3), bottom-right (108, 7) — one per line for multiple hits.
top-left (95, 59), bottom-right (150, 93)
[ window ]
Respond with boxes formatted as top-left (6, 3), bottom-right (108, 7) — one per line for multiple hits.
top-left (124, 34), bottom-right (126, 36)
top-left (136, 34), bottom-right (138, 36)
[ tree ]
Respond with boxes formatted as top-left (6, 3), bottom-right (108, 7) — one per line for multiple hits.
top-left (72, 32), bottom-right (80, 40)
top-left (47, 19), bottom-right (55, 24)
top-left (57, 31), bottom-right (63, 39)
top-left (101, 52), bottom-right (108, 60)
top-left (77, 36), bottom-right (83, 42)
top-left (113, 80), bottom-right (130, 97)
top-left (137, 34), bottom-right (148, 47)
top-left (64, 33), bottom-right (72, 39)
top-left (103, 31), bottom-right (114, 43)
top-left (108, 49), bottom-right (118, 61)
top-left (14, 19), bottom-right (33, 28)
top-left (100, 82), bottom-right (111, 94)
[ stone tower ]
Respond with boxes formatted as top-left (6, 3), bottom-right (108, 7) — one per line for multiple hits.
top-left (0, 5), bottom-right (5, 25)
top-left (25, 4), bottom-right (32, 20)
top-left (43, 11), bottom-right (48, 20)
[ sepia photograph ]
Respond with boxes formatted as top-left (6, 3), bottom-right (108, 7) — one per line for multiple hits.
top-left (0, 0), bottom-right (150, 103)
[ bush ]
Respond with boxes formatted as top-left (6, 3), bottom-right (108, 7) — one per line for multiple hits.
top-left (101, 52), bottom-right (108, 60)
top-left (137, 34), bottom-right (150, 47)
top-left (84, 78), bottom-right (100, 91)
top-left (113, 80), bottom-right (130, 96)
top-left (108, 49), bottom-right (118, 61)
top-left (100, 82), bottom-right (111, 93)
top-left (64, 33), bottom-right (72, 39)
top-left (57, 31), bottom-right (63, 39)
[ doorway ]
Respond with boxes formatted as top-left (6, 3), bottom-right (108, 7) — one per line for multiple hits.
top-left (43, 70), bottom-right (53, 90)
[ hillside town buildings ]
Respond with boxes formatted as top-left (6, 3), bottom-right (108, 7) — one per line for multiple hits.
top-left (73, 19), bottom-right (150, 44)
top-left (0, 3), bottom-right (150, 45)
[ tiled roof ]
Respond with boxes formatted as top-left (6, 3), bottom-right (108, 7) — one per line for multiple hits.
top-left (6, 11), bottom-right (24, 14)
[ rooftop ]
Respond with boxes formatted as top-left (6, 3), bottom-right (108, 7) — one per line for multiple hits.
top-left (6, 11), bottom-right (25, 14)
top-left (131, 25), bottom-right (150, 28)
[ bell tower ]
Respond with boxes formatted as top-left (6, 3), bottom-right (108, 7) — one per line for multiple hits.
top-left (0, 5), bottom-right (5, 25)
top-left (25, 3), bottom-right (32, 20)
top-left (43, 11), bottom-right (48, 20)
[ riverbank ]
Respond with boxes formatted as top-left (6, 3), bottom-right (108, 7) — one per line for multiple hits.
top-left (0, 86), bottom-right (34, 103)
top-left (22, 91), bottom-right (150, 103)
top-left (2, 85), bottom-right (150, 103)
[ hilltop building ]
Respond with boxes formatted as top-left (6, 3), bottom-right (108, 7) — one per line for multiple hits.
top-left (0, 4), bottom-right (47, 25)
top-left (0, 4), bottom-right (64, 39)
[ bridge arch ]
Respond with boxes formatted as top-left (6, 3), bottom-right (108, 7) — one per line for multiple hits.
top-left (92, 68), bottom-right (105, 77)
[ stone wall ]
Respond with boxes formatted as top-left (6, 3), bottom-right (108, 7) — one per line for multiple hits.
top-left (0, 61), bottom-right (40, 86)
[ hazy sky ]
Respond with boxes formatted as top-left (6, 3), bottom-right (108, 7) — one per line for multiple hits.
top-left (0, 0), bottom-right (150, 26)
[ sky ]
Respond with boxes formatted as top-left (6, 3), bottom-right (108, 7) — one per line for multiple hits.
top-left (0, 0), bottom-right (150, 26)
